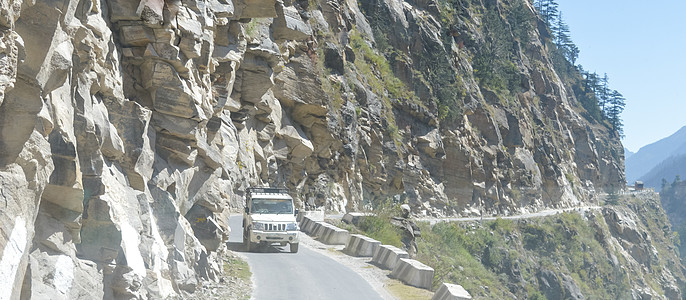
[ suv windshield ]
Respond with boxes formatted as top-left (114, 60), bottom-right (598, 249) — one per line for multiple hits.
top-left (251, 198), bottom-right (293, 214)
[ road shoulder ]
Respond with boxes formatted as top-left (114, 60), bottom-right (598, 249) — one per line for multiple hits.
top-left (300, 232), bottom-right (433, 300)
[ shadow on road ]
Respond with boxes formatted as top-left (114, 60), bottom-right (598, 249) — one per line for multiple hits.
top-left (227, 241), bottom-right (244, 252)
top-left (226, 241), bottom-right (290, 254)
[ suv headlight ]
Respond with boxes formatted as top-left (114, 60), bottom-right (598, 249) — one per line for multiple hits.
top-left (252, 222), bottom-right (264, 231)
top-left (286, 222), bottom-right (298, 231)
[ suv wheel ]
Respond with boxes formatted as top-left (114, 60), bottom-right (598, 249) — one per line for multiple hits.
top-left (290, 243), bottom-right (299, 253)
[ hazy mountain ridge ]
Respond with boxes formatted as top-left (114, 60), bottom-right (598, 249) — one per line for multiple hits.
top-left (626, 126), bottom-right (686, 183)
top-left (639, 153), bottom-right (686, 191)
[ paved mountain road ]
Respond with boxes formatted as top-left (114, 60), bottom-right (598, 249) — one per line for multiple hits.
top-left (228, 216), bottom-right (385, 300)
top-left (415, 206), bottom-right (601, 225)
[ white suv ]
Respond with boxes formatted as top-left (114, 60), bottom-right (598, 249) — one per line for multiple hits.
top-left (243, 187), bottom-right (300, 253)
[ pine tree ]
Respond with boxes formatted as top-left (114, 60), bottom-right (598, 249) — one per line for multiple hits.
top-left (585, 72), bottom-right (599, 96)
top-left (535, 0), bottom-right (559, 26)
top-left (553, 12), bottom-right (579, 65)
top-left (567, 43), bottom-right (579, 64)
top-left (575, 70), bottom-right (603, 122)
top-left (606, 89), bottom-right (626, 135)
top-left (598, 73), bottom-right (610, 114)
top-left (509, 0), bottom-right (534, 43)
top-left (534, 0), bottom-right (625, 134)
top-left (554, 12), bottom-right (570, 46)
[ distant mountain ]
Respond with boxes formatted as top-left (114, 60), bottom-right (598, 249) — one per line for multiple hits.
top-left (638, 154), bottom-right (686, 191)
top-left (625, 126), bottom-right (686, 183)
top-left (624, 147), bottom-right (635, 160)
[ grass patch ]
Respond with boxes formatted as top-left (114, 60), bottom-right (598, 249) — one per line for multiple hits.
top-left (357, 215), bottom-right (404, 248)
top-left (327, 247), bottom-right (344, 255)
top-left (224, 255), bottom-right (251, 282)
top-left (386, 280), bottom-right (434, 300)
top-left (349, 30), bottom-right (420, 150)
top-left (223, 254), bottom-right (252, 300)
top-left (244, 18), bottom-right (266, 39)
top-left (349, 31), bottom-right (410, 102)
top-left (416, 221), bottom-right (511, 296)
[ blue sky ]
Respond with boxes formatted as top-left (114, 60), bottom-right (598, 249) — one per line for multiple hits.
top-left (556, 0), bottom-right (686, 152)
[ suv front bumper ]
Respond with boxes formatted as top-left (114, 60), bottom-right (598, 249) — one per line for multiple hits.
top-left (248, 230), bottom-right (300, 244)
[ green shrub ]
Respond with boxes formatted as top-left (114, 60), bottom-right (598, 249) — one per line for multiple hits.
top-left (358, 215), bottom-right (404, 248)
top-left (392, 211), bottom-right (643, 298)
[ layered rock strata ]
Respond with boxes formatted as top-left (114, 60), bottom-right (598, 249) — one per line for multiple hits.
top-left (0, 0), bottom-right (625, 297)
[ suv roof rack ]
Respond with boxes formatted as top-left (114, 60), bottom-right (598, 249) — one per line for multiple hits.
top-left (247, 187), bottom-right (289, 194)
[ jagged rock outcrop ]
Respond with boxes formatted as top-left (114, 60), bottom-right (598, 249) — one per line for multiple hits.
top-left (660, 180), bottom-right (686, 270)
top-left (0, 0), bottom-right (626, 298)
top-left (596, 193), bottom-right (685, 299)
top-left (661, 181), bottom-right (686, 230)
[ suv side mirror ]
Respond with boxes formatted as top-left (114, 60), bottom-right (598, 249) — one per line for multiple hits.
top-left (294, 209), bottom-right (299, 216)
top-left (244, 207), bottom-right (249, 214)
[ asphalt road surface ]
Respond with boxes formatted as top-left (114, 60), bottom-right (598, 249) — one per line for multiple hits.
top-left (228, 215), bottom-right (384, 300)
top-left (420, 206), bottom-right (601, 224)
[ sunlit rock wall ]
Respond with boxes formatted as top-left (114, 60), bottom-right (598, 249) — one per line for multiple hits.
top-left (0, 0), bottom-right (624, 298)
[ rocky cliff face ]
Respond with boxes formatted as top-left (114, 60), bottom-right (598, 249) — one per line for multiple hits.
top-left (0, 0), bottom-right (624, 298)
top-left (660, 180), bottom-right (686, 263)
top-left (661, 181), bottom-right (686, 228)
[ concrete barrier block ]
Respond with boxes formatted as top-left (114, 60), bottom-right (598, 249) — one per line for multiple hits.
top-left (343, 234), bottom-right (380, 257)
top-left (297, 209), bottom-right (325, 222)
top-left (310, 221), bottom-right (325, 237)
top-left (432, 283), bottom-right (472, 300)
top-left (300, 216), bottom-right (319, 235)
top-left (311, 222), bottom-right (329, 238)
top-left (342, 212), bottom-right (374, 225)
top-left (299, 216), bottom-right (316, 234)
top-left (318, 223), bottom-right (350, 245)
top-left (299, 216), bottom-right (309, 233)
top-left (390, 258), bottom-right (434, 290)
top-left (371, 244), bottom-right (409, 270)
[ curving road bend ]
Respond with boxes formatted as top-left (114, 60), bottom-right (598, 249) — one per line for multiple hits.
top-left (420, 206), bottom-right (602, 225)
top-left (228, 216), bottom-right (385, 300)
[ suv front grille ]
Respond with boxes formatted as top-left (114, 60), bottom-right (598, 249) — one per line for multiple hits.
top-left (264, 223), bottom-right (286, 231)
